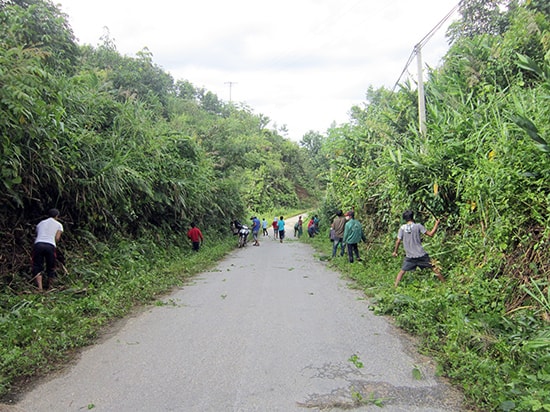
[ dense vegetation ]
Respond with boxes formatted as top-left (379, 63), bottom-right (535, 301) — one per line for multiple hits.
top-left (1, 0), bottom-right (548, 410)
top-left (0, 0), bottom-right (318, 399)
top-left (312, 1), bottom-right (549, 410)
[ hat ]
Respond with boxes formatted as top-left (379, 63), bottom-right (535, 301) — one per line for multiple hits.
top-left (345, 211), bottom-right (354, 217)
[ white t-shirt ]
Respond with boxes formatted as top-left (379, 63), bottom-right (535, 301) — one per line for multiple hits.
top-left (35, 217), bottom-right (63, 247)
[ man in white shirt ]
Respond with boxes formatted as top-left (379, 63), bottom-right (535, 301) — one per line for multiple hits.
top-left (32, 208), bottom-right (63, 291)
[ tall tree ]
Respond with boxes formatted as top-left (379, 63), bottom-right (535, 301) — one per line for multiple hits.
top-left (0, 0), bottom-right (78, 73)
top-left (446, 0), bottom-right (513, 43)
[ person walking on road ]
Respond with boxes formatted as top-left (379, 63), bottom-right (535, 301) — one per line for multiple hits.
top-left (187, 222), bottom-right (204, 252)
top-left (32, 208), bottom-right (64, 291)
top-left (277, 216), bottom-right (285, 243)
top-left (331, 210), bottom-right (346, 258)
top-left (262, 218), bottom-right (268, 236)
top-left (392, 210), bottom-right (445, 287)
top-left (294, 216), bottom-right (303, 237)
top-left (272, 218), bottom-right (279, 240)
top-left (343, 211), bottom-right (363, 263)
top-left (251, 216), bottom-right (261, 246)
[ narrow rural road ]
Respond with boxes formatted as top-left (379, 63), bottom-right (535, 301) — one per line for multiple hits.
top-left (13, 218), bottom-right (463, 412)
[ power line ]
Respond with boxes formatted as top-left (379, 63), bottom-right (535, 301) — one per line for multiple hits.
top-left (392, 3), bottom-right (459, 92)
top-left (417, 4), bottom-right (459, 49)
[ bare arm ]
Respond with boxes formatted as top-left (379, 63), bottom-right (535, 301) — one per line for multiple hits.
top-left (425, 219), bottom-right (440, 237)
top-left (55, 230), bottom-right (62, 243)
top-left (392, 238), bottom-right (401, 256)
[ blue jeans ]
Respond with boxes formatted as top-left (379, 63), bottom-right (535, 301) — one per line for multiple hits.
top-left (332, 237), bottom-right (344, 257)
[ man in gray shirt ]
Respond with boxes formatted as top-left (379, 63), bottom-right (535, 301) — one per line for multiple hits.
top-left (392, 210), bottom-right (445, 287)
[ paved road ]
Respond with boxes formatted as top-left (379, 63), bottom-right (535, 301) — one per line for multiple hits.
top-left (12, 222), bottom-right (463, 412)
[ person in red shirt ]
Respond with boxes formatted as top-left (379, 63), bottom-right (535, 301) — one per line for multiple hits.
top-left (271, 218), bottom-right (279, 239)
top-left (187, 222), bottom-right (204, 252)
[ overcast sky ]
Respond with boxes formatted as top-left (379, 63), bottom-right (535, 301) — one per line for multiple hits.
top-left (55, 0), bottom-right (459, 141)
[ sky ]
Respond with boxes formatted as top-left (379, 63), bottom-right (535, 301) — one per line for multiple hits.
top-left (55, 0), bottom-right (459, 141)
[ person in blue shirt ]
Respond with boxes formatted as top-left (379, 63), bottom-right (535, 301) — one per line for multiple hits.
top-left (277, 216), bottom-right (285, 243)
top-left (251, 216), bottom-right (261, 246)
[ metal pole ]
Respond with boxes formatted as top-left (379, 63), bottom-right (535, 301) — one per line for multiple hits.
top-left (225, 81), bottom-right (237, 102)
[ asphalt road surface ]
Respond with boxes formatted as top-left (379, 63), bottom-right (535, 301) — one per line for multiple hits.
top-left (12, 220), bottom-right (464, 412)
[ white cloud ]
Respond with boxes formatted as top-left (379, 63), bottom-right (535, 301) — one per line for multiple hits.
top-left (57, 0), bottom-right (459, 140)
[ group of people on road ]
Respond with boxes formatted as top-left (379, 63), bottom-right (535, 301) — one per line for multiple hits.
top-left (216, 209), bottom-right (444, 287)
top-left (31, 204), bottom-right (444, 292)
top-left (252, 216), bottom-right (288, 245)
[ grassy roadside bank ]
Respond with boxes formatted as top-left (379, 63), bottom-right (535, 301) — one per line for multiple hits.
top-left (0, 232), bottom-right (236, 400)
top-left (303, 232), bottom-right (550, 411)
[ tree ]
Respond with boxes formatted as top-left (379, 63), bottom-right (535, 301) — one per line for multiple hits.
top-left (0, 0), bottom-right (79, 73)
top-left (447, 0), bottom-right (513, 43)
top-left (300, 131), bottom-right (325, 167)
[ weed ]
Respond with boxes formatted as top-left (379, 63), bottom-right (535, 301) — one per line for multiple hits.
top-left (350, 388), bottom-right (387, 407)
top-left (412, 365), bottom-right (424, 380)
top-left (348, 354), bottom-right (364, 369)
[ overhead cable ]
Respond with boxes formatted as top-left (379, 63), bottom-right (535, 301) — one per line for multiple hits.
top-left (392, 3), bottom-right (459, 91)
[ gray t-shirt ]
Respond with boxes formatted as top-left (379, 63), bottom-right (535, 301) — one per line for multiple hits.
top-left (397, 222), bottom-right (427, 258)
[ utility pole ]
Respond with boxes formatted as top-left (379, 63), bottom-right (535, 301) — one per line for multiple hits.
top-left (224, 81), bottom-right (237, 102)
top-left (393, 5), bottom-right (458, 137)
top-left (415, 44), bottom-right (427, 137)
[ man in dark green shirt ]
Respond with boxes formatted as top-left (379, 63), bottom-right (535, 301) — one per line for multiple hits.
top-left (343, 211), bottom-right (363, 263)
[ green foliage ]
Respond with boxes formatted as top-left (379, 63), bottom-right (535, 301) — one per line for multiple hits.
top-left (447, 0), bottom-right (513, 43)
top-left (317, 3), bottom-right (550, 410)
top-left (0, 0), bottom-right (319, 280)
top-left (348, 354), bottom-right (364, 369)
top-left (0, 0), bottom-right (79, 74)
top-left (0, 0), bottom-right (320, 397)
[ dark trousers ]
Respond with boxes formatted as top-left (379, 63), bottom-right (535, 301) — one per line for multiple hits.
top-left (32, 242), bottom-right (56, 277)
top-left (347, 243), bottom-right (360, 263)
